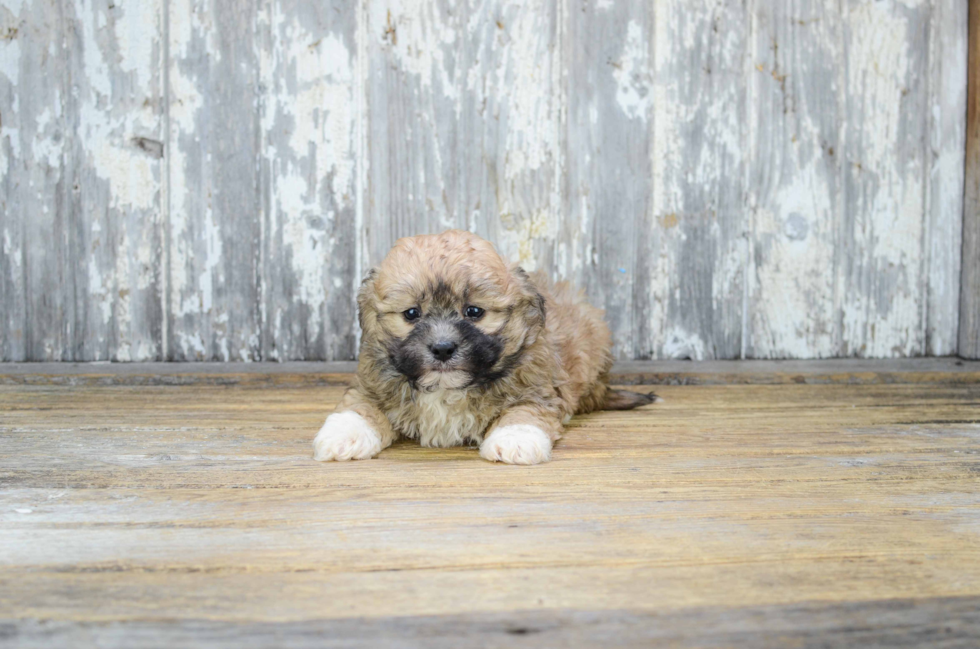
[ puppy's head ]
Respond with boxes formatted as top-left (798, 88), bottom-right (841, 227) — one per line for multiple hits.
top-left (358, 230), bottom-right (544, 390)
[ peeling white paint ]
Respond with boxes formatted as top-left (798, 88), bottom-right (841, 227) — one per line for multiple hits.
top-left (845, 4), bottom-right (911, 166)
top-left (166, 56), bottom-right (203, 321)
top-left (167, 0), bottom-right (211, 352)
top-left (613, 20), bottom-right (651, 120)
top-left (1, 0), bottom-right (25, 19)
top-left (922, 0), bottom-right (967, 356)
top-left (87, 255), bottom-right (112, 326)
top-left (1, 226), bottom-right (8, 254)
top-left (1, 0), bottom-right (967, 362)
top-left (489, 2), bottom-right (559, 272)
top-left (31, 107), bottom-right (61, 168)
top-left (661, 327), bottom-right (706, 361)
top-left (375, 0), bottom-right (457, 99)
top-left (114, 1), bottom-right (158, 93)
top-left (76, 0), bottom-right (159, 212)
top-left (494, 2), bottom-right (557, 180)
top-left (177, 332), bottom-right (207, 359)
top-left (0, 24), bottom-right (21, 91)
top-left (259, 5), bottom-right (357, 357)
top-left (496, 208), bottom-right (555, 271)
top-left (842, 2), bottom-right (926, 357)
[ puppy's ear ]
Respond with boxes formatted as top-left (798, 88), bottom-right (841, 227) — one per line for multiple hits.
top-left (356, 268), bottom-right (379, 332)
top-left (511, 266), bottom-right (546, 338)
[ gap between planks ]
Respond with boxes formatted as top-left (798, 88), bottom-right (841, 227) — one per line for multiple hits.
top-left (0, 358), bottom-right (978, 387)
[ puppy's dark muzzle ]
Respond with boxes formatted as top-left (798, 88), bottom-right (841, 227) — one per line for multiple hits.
top-left (430, 340), bottom-right (458, 362)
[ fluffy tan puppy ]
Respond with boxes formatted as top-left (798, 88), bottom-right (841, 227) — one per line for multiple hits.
top-left (313, 230), bottom-right (655, 465)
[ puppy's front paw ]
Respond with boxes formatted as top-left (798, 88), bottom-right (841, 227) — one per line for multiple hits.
top-left (313, 411), bottom-right (383, 461)
top-left (479, 424), bottom-right (552, 465)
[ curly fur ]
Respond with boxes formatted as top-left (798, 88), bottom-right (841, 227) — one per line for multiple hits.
top-left (313, 230), bottom-right (655, 465)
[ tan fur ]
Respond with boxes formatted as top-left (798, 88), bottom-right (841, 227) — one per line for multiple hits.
top-left (316, 230), bottom-right (645, 464)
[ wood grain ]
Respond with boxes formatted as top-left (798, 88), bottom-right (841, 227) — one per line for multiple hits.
top-left (561, 0), bottom-right (650, 360)
top-left (6, 597), bottom-right (980, 648)
top-left (1, 367), bottom-right (979, 644)
top-left (363, 0), bottom-right (462, 266)
top-left (962, 0), bottom-right (980, 359)
top-left (928, 0), bottom-right (968, 356)
top-left (0, 0), bottom-right (70, 361)
top-left (363, 0), bottom-right (560, 271)
top-left (646, 0), bottom-right (748, 361)
top-left (746, 0), bottom-right (840, 359)
top-left (65, 0), bottom-right (166, 361)
top-left (0, 0), bottom-right (971, 361)
top-left (258, 0), bottom-right (359, 361)
top-left (3, 358), bottom-right (980, 386)
top-left (840, 0), bottom-right (932, 357)
top-left (166, 0), bottom-right (263, 361)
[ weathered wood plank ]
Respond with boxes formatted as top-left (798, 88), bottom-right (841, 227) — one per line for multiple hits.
top-left (1, 379), bottom-right (979, 640)
top-left (839, 0), bottom-right (932, 357)
top-left (5, 597), bottom-right (980, 649)
top-left (643, 0), bottom-right (748, 360)
top-left (467, 0), bottom-right (560, 275)
top-left (363, 0), bottom-right (463, 266)
top-left (65, 0), bottom-right (165, 361)
top-left (0, 0), bottom-right (30, 361)
top-left (961, 0), bottom-right (980, 359)
top-left (0, 0), bottom-right (70, 361)
top-left (926, 0), bottom-right (967, 356)
top-left (561, 0), bottom-right (650, 360)
top-left (745, 0), bottom-right (841, 358)
top-left (257, 0), bottom-right (358, 361)
top-left (166, 0), bottom-right (262, 361)
top-left (363, 0), bottom-right (559, 270)
top-left (4, 357), bottom-right (980, 387)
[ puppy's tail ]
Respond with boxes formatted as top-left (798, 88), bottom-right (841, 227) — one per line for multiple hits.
top-left (602, 388), bottom-right (660, 411)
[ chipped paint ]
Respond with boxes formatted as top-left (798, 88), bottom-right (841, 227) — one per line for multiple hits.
top-left (0, 0), bottom-right (22, 177)
top-left (661, 326), bottom-right (707, 361)
top-left (68, 0), bottom-right (164, 360)
top-left (840, 0), bottom-right (929, 357)
top-left (262, 14), bottom-right (354, 336)
top-left (613, 20), bottom-right (652, 120)
top-left (373, 1), bottom-right (457, 99)
top-left (926, 0), bottom-right (967, 356)
top-left (0, 0), bottom-right (968, 361)
top-left (259, 1), bottom-right (358, 360)
top-left (497, 208), bottom-right (554, 271)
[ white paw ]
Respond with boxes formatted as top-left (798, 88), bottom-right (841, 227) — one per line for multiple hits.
top-left (479, 424), bottom-right (552, 465)
top-left (313, 411), bottom-right (383, 461)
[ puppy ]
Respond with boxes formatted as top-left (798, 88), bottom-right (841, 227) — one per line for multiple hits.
top-left (313, 230), bottom-right (656, 465)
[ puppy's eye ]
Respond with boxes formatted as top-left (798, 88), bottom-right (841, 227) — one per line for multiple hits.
top-left (403, 307), bottom-right (422, 322)
top-left (464, 305), bottom-right (485, 320)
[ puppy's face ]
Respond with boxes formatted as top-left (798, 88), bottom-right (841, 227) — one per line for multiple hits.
top-left (358, 231), bottom-right (544, 390)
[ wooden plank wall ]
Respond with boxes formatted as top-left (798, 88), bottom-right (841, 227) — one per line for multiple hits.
top-left (0, 0), bottom-right (969, 361)
top-left (962, 0), bottom-right (980, 359)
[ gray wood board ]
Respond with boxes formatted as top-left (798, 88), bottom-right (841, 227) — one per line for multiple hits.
top-left (562, 0), bottom-right (651, 359)
top-left (166, 0), bottom-right (262, 361)
top-left (258, 0), bottom-right (358, 361)
top-left (1, 0), bottom-right (71, 361)
top-left (745, 0), bottom-right (839, 359)
top-left (4, 597), bottom-right (979, 649)
top-left (1, 357), bottom-right (978, 386)
top-left (961, 0), bottom-right (980, 359)
top-left (930, 0), bottom-right (968, 356)
top-left (66, 0), bottom-right (166, 361)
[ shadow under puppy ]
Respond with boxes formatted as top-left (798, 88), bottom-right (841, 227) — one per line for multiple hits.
top-left (313, 230), bottom-right (656, 465)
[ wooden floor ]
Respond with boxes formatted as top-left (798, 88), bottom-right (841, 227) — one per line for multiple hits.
top-left (1, 360), bottom-right (979, 647)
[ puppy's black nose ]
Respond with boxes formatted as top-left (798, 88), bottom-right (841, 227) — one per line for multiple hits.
top-left (430, 340), bottom-right (457, 362)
